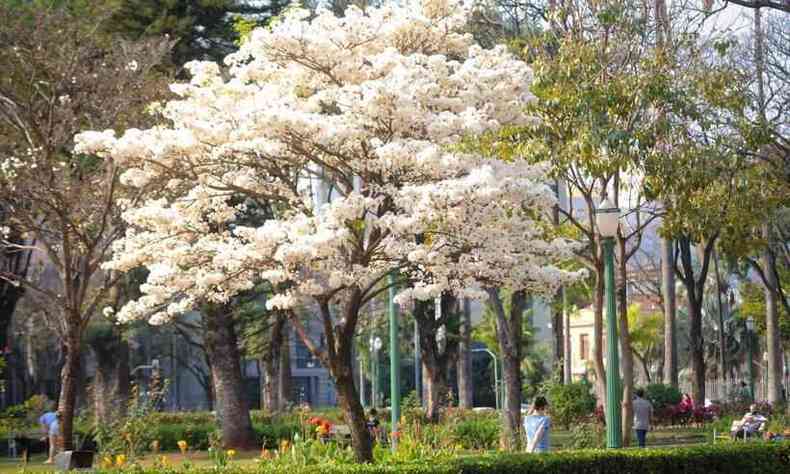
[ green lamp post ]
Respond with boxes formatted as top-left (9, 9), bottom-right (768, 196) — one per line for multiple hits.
top-left (388, 272), bottom-right (401, 451)
top-left (596, 198), bottom-right (622, 449)
top-left (746, 316), bottom-right (755, 401)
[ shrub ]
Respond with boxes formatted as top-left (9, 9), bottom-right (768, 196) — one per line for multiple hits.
top-left (452, 417), bottom-right (499, 450)
top-left (92, 441), bottom-right (790, 473)
top-left (643, 383), bottom-right (682, 411)
top-left (567, 422), bottom-right (604, 449)
top-left (542, 379), bottom-right (596, 428)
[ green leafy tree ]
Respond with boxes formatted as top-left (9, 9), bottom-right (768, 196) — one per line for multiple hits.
top-left (104, 0), bottom-right (289, 65)
top-left (628, 304), bottom-right (664, 383)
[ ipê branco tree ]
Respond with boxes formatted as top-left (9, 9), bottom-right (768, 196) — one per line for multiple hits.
top-left (77, 1), bottom-right (581, 462)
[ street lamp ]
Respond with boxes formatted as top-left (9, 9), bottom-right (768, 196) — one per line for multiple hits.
top-left (472, 348), bottom-right (500, 410)
top-left (746, 317), bottom-right (755, 401)
top-left (596, 197), bottom-right (622, 449)
top-left (370, 336), bottom-right (382, 408)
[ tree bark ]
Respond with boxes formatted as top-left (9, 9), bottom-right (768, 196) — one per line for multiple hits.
top-left (262, 313), bottom-right (286, 413)
top-left (415, 296), bottom-right (459, 422)
top-left (661, 237), bottom-right (678, 387)
top-left (713, 249), bottom-right (727, 399)
top-left (593, 266), bottom-right (607, 406)
top-left (58, 327), bottom-right (81, 451)
top-left (486, 288), bottom-right (526, 451)
top-left (617, 235), bottom-right (635, 447)
top-left (279, 324), bottom-right (291, 407)
top-left (203, 304), bottom-right (257, 450)
top-left (678, 237), bottom-right (709, 405)
top-left (457, 298), bottom-right (473, 409)
top-left (763, 225), bottom-right (782, 403)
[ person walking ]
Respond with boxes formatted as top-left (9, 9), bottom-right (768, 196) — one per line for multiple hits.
top-left (524, 396), bottom-right (551, 453)
top-left (39, 409), bottom-right (60, 464)
top-left (633, 389), bottom-right (653, 448)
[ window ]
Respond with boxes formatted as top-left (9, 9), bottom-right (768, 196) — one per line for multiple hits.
top-left (579, 334), bottom-right (589, 361)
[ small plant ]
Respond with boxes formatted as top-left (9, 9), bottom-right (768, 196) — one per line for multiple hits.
top-left (568, 422), bottom-right (605, 449)
top-left (542, 379), bottom-right (597, 428)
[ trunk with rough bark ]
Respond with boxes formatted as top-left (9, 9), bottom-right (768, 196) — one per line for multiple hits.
top-left (593, 266), bottom-right (607, 406)
top-left (89, 326), bottom-right (130, 424)
top-left (334, 366), bottom-right (372, 462)
top-left (261, 313), bottom-right (286, 413)
top-left (415, 296), bottom-right (460, 422)
top-left (617, 236), bottom-right (635, 446)
top-left (661, 237), bottom-right (678, 387)
top-left (289, 295), bottom-right (373, 463)
top-left (677, 237), bottom-right (711, 405)
top-left (485, 288), bottom-right (526, 451)
top-left (763, 227), bottom-right (782, 403)
top-left (203, 305), bottom-right (257, 450)
top-left (279, 326), bottom-right (291, 407)
top-left (457, 299), bottom-right (473, 409)
top-left (58, 327), bottom-right (81, 451)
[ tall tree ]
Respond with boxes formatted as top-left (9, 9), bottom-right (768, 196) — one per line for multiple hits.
top-left (0, 4), bottom-right (170, 448)
top-left (105, 0), bottom-right (289, 65)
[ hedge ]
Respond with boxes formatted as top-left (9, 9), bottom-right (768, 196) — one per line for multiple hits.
top-left (93, 442), bottom-right (789, 474)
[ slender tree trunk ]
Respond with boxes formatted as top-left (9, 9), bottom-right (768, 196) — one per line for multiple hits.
top-left (279, 325), bottom-right (291, 407)
top-left (713, 249), bottom-right (727, 398)
top-left (617, 235), bottom-right (635, 446)
top-left (753, 8), bottom-right (781, 404)
top-left (94, 360), bottom-right (115, 425)
top-left (678, 238), bottom-right (707, 405)
top-left (116, 339), bottom-right (130, 417)
top-left (661, 237), bottom-right (678, 387)
top-left (262, 314), bottom-right (286, 413)
top-left (457, 298), bottom-right (473, 409)
top-left (203, 305), bottom-right (256, 450)
top-left (593, 267), bottom-right (607, 406)
top-left (415, 297), bottom-right (459, 422)
top-left (58, 326), bottom-right (81, 451)
top-left (687, 297), bottom-right (705, 404)
top-left (486, 288), bottom-right (526, 451)
top-left (763, 225), bottom-right (782, 403)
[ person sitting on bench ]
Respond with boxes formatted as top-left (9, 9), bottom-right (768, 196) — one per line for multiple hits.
top-left (730, 404), bottom-right (767, 440)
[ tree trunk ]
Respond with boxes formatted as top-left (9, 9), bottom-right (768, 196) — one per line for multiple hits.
top-left (486, 288), bottom-right (526, 451)
top-left (713, 249), bottom-right (727, 399)
top-left (661, 237), bottom-right (678, 387)
top-left (334, 366), bottom-right (372, 463)
top-left (262, 313), bottom-right (286, 413)
top-left (457, 298), bottom-right (473, 409)
top-left (763, 225), bottom-right (782, 403)
top-left (415, 296), bottom-right (459, 422)
top-left (94, 360), bottom-right (115, 425)
top-left (58, 328), bottom-right (81, 451)
top-left (617, 235), bottom-right (635, 447)
top-left (279, 325), bottom-right (291, 407)
top-left (116, 339), bottom-right (130, 418)
top-left (203, 304), bottom-right (257, 450)
top-left (593, 266), bottom-right (607, 406)
top-left (687, 297), bottom-right (705, 405)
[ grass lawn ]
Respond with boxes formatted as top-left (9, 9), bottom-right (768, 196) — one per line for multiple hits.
top-left (0, 428), bottom-right (711, 473)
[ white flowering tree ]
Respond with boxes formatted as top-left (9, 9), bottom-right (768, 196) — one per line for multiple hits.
top-left (77, 0), bottom-right (579, 461)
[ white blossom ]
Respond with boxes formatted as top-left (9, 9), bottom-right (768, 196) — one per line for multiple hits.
top-left (76, 0), bottom-right (581, 326)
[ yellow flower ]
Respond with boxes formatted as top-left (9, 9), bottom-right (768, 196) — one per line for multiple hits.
top-left (159, 455), bottom-right (169, 466)
top-left (115, 454), bottom-right (126, 467)
top-left (177, 440), bottom-right (188, 454)
top-left (226, 449), bottom-right (236, 459)
top-left (279, 440), bottom-right (290, 452)
top-left (100, 456), bottom-right (113, 469)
